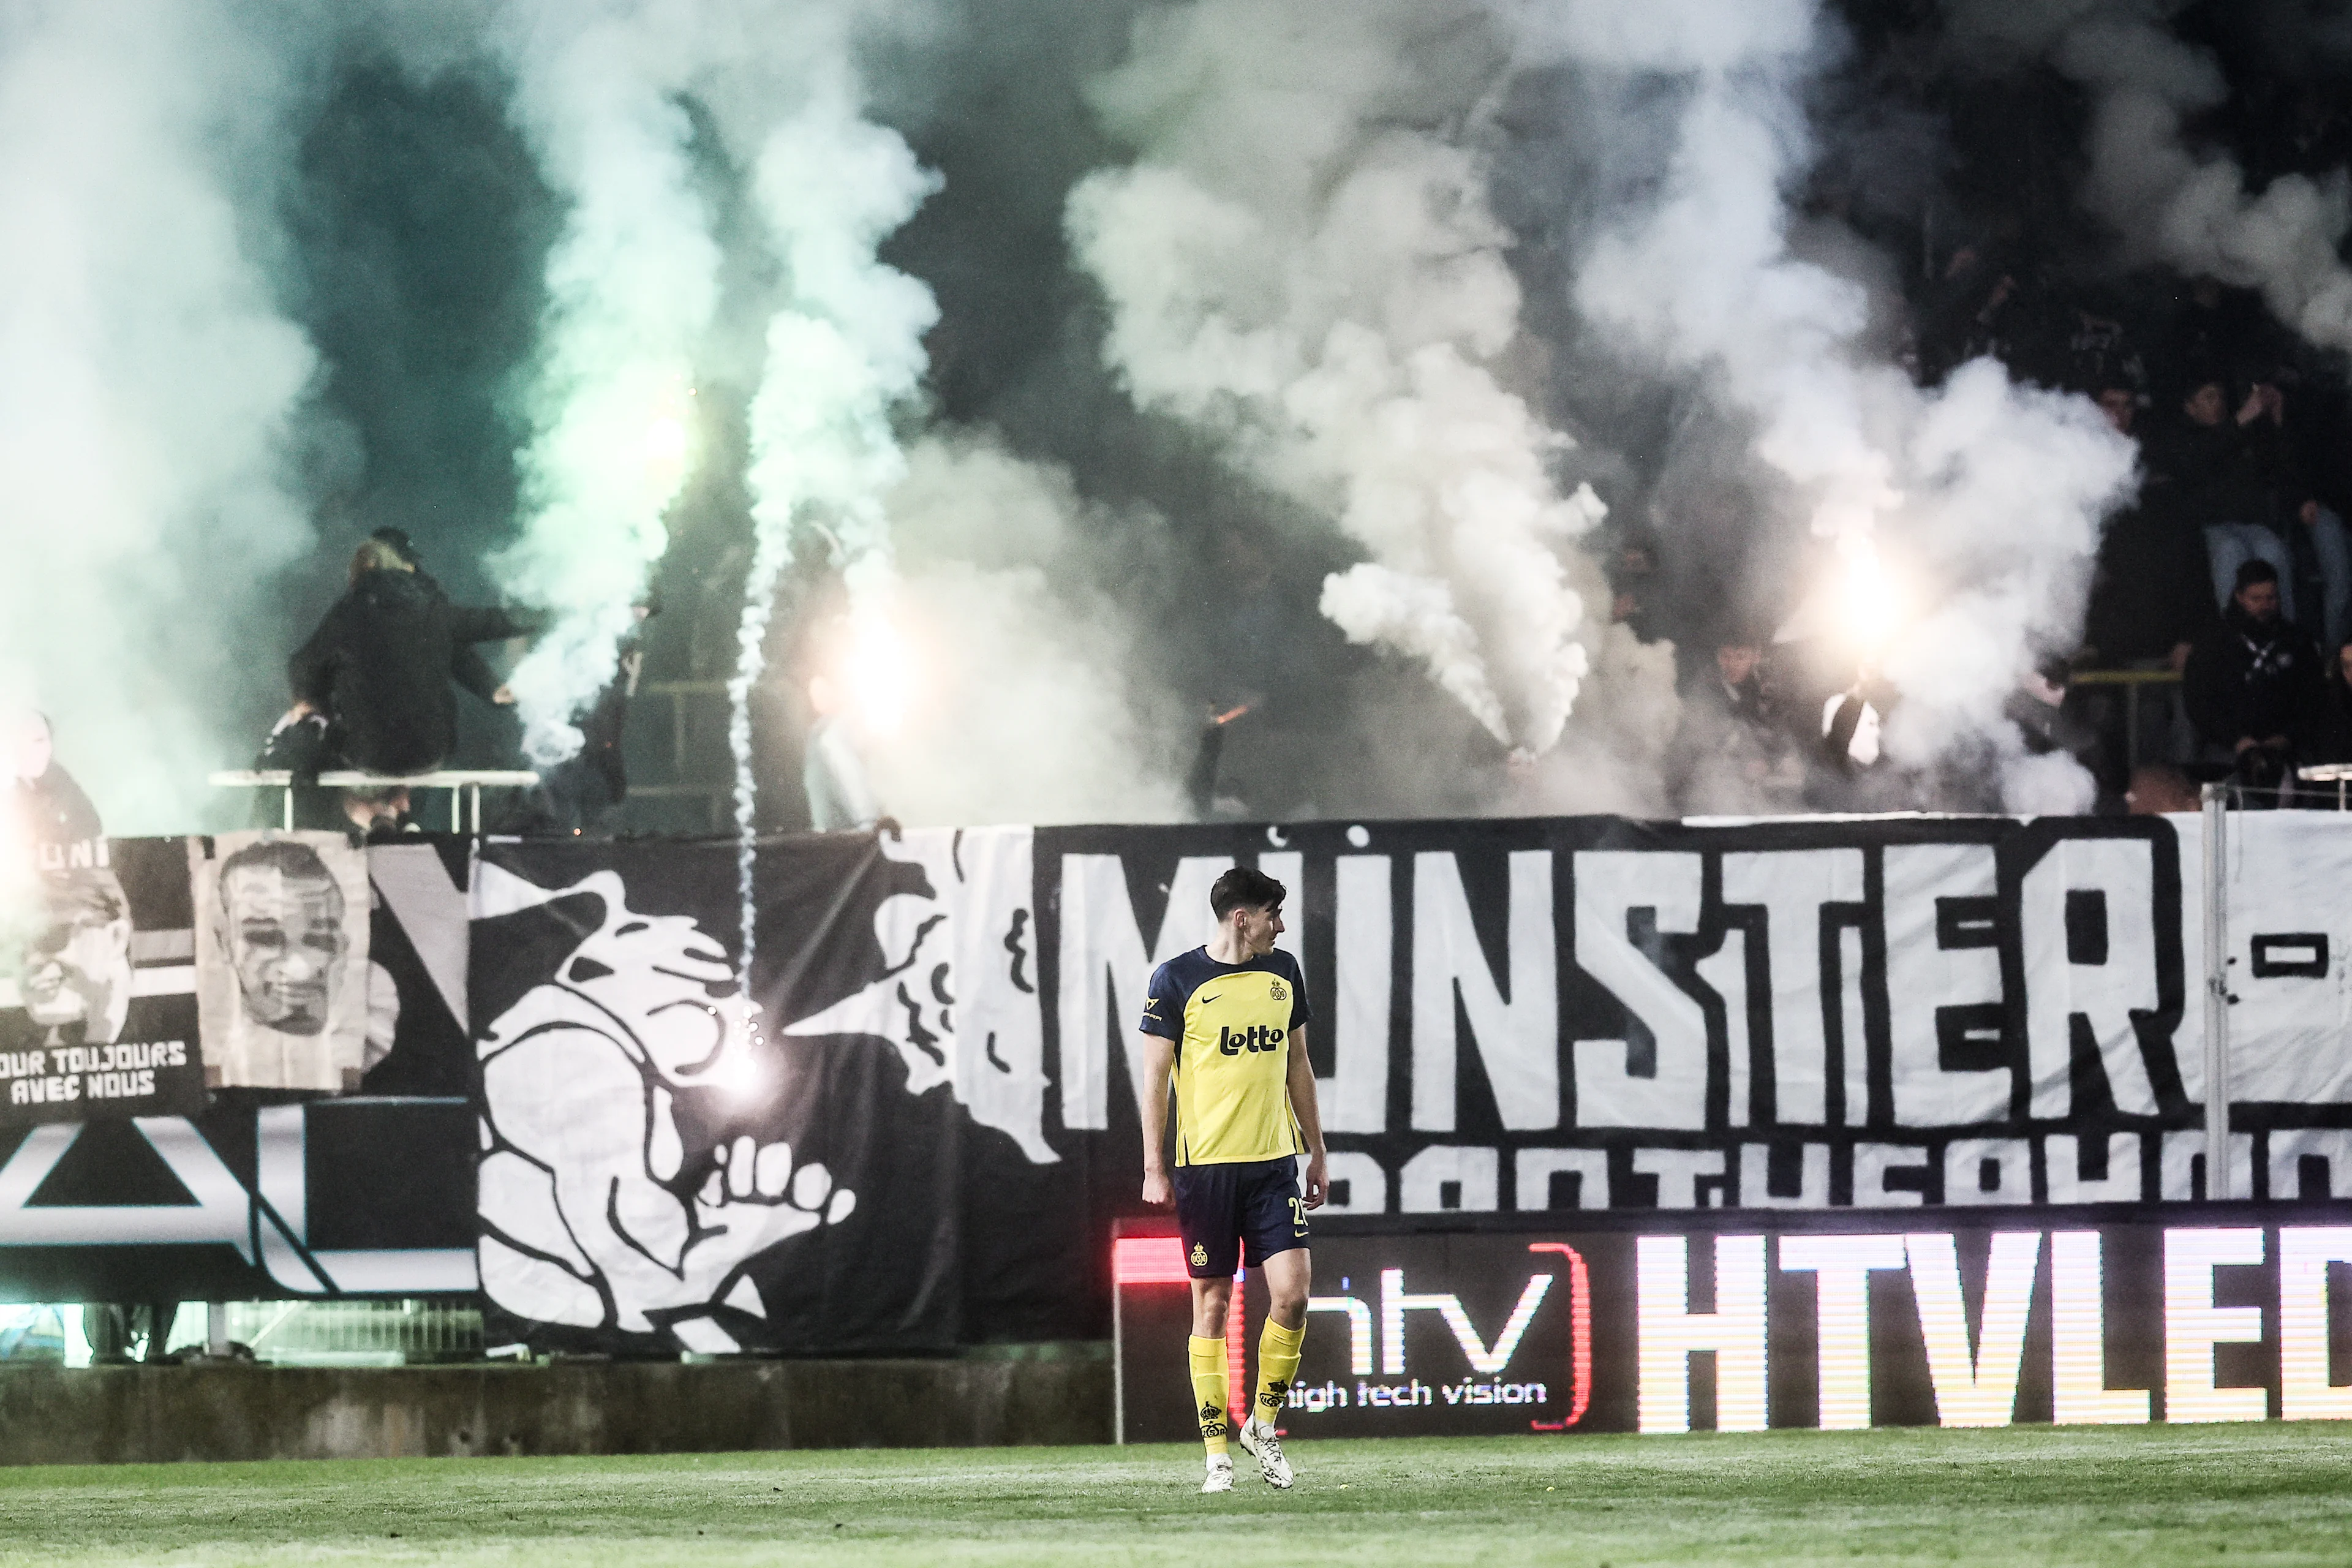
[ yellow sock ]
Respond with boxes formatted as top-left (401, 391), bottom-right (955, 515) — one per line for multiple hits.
top-left (1188, 1335), bottom-right (1231, 1455)
top-left (1253, 1317), bottom-right (1305, 1428)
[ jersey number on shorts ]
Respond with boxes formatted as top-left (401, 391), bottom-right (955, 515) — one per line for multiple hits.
top-left (1288, 1195), bottom-right (1307, 1235)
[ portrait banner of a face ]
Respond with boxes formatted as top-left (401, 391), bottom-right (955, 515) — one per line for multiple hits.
top-left (192, 832), bottom-right (371, 1091)
top-left (0, 839), bottom-right (204, 1126)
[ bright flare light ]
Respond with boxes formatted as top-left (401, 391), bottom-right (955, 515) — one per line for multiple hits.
top-left (708, 1001), bottom-right (769, 1098)
top-left (1820, 536), bottom-right (1913, 661)
top-left (712, 1044), bottom-right (764, 1098)
top-left (645, 413), bottom-right (689, 469)
top-left (843, 611), bottom-right (913, 737)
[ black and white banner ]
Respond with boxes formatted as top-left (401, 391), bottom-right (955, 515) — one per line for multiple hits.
top-left (190, 831), bottom-right (373, 1093)
top-left (0, 1099), bottom-right (475, 1302)
top-left (0, 839), bottom-right (202, 1126)
top-left (5, 812), bottom-right (2352, 1349)
top-left (1044, 813), bottom-right (2352, 1228)
top-left (0, 840), bottom-right (477, 1300)
top-left (468, 835), bottom-right (978, 1355)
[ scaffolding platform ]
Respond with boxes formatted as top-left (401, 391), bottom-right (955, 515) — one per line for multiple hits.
top-left (207, 769), bottom-right (541, 832)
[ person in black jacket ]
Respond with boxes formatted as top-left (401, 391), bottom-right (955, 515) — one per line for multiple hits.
top-left (2182, 558), bottom-right (2327, 796)
top-left (365, 528), bottom-right (543, 644)
top-left (283, 540), bottom-right (518, 776)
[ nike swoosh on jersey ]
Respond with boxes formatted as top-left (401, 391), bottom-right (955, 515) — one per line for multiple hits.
top-left (1200, 993), bottom-right (1220, 1003)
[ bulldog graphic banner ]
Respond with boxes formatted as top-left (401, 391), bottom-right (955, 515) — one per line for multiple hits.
top-left (468, 834), bottom-right (990, 1355)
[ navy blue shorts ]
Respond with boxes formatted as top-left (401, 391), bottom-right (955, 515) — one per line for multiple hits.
top-left (1172, 1156), bottom-right (1309, 1278)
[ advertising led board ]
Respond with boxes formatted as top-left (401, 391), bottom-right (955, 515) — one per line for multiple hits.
top-left (1113, 1208), bottom-right (2352, 1440)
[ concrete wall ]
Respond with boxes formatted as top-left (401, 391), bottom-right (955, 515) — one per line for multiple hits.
top-left (0, 1359), bottom-right (1113, 1465)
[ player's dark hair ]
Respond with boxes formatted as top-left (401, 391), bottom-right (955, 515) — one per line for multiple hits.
top-left (1210, 865), bottom-right (1286, 922)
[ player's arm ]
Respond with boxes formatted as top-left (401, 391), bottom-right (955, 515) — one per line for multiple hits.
top-left (1285, 1025), bottom-right (1329, 1209)
top-left (1137, 1030), bottom-right (1176, 1208)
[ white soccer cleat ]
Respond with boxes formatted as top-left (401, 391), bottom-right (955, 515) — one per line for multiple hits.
top-left (1201, 1454), bottom-right (1235, 1493)
top-left (1237, 1418), bottom-right (1294, 1490)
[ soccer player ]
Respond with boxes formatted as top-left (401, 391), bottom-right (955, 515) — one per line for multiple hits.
top-left (1137, 865), bottom-right (1328, 1493)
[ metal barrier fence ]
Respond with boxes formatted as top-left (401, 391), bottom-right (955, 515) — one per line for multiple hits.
top-left (221, 1299), bottom-right (484, 1365)
top-left (0, 1300), bottom-right (483, 1366)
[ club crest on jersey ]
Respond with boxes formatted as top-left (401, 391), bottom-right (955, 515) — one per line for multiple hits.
top-left (1216, 1023), bottom-right (1284, 1056)
top-left (1268, 979), bottom-right (1287, 1001)
top-left (1191, 1242), bottom-right (1208, 1267)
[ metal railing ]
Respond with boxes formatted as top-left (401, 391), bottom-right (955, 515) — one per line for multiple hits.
top-left (2296, 762), bottom-right (2352, 810)
top-left (208, 769), bottom-right (540, 832)
top-left (228, 1299), bottom-right (482, 1364)
top-left (0, 1300), bottom-right (484, 1367)
top-left (628, 680), bottom-right (732, 834)
top-left (2070, 666), bottom-right (2182, 775)
top-left (2199, 780), bottom-right (2234, 1198)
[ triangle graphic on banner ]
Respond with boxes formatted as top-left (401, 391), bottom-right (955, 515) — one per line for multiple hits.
top-left (20, 1122), bottom-right (201, 1208)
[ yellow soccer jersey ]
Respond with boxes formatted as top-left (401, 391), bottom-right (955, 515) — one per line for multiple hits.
top-left (1139, 946), bottom-right (1313, 1166)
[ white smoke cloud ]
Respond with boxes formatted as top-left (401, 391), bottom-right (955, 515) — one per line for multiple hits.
top-left (724, 74), bottom-right (938, 715)
top-left (1065, 0), bottom-right (1608, 756)
top-left (2000, 747), bottom-right (2100, 816)
top-left (1544, 0), bottom-right (2136, 794)
top-left (486, 0), bottom-right (721, 764)
top-left (475, 1), bottom-right (954, 910)
top-left (474, 4), bottom-right (1176, 849)
top-left (1, 0), bottom-right (2171, 848)
top-left (0, 0), bottom-right (322, 835)
top-left (1953, 0), bottom-right (2352, 361)
top-left (860, 434), bottom-right (1188, 827)
top-left (2060, 11), bottom-right (2352, 354)
top-left (717, 68), bottom-right (938, 967)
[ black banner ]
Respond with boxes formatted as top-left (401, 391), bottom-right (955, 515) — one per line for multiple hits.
top-left (470, 837), bottom-right (967, 1355)
top-left (1115, 1205), bottom-right (2352, 1439)
top-left (0, 1098), bottom-right (473, 1301)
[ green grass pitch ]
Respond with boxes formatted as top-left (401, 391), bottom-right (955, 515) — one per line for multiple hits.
top-left (0, 1426), bottom-right (2349, 1564)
